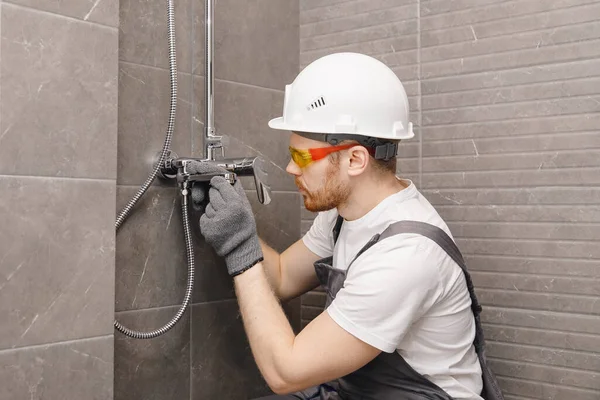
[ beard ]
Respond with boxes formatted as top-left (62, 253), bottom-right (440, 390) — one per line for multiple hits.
top-left (296, 163), bottom-right (350, 212)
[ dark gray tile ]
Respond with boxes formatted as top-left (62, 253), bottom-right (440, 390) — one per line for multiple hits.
top-left (191, 301), bottom-right (270, 399)
top-left (117, 63), bottom-right (192, 186)
top-left (193, 0), bottom-right (299, 90)
top-left (114, 307), bottom-right (190, 400)
top-left (190, 203), bottom-right (236, 304)
top-left (0, 336), bottom-right (113, 400)
top-left (5, 0), bottom-right (119, 27)
top-left (249, 191), bottom-right (302, 253)
top-left (0, 176), bottom-right (115, 350)
top-left (119, 0), bottom-right (193, 73)
top-left (193, 77), bottom-right (296, 191)
top-left (115, 186), bottom-right (191, 312)
top-left (0, 4), bottom-right (118, 179)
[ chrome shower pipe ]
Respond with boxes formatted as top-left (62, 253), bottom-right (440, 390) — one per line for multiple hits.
top-left (204, 0), bottom-right (220, 160)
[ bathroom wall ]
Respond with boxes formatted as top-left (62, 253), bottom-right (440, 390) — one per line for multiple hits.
top-left (300, 1), bottom-right (600, 399)
top-left (115, 1), bottom-right (299, 399)
top-left (0, 0), bottom-right (118, 398)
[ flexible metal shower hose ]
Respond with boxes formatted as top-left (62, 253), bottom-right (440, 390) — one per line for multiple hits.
top-left (114, 0), bottom-right (195, 339)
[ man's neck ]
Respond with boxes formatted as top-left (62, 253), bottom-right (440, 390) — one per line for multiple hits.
top-left (337, 175), bottom-right (407, 221)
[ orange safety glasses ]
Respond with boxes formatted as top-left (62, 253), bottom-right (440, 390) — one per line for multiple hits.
top-left (289, 143), bottom-right (357, 168)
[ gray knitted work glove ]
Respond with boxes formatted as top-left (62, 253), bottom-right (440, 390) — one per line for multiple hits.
top-left (187, 162), bottom-right (228, 213)
top-left (200, 176), bottom-right (263, 276)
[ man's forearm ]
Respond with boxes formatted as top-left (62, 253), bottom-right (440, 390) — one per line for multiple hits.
top-left (234, 263), bottom-right (296, 393)
top-left (259, 239), bottom-right (284, 297)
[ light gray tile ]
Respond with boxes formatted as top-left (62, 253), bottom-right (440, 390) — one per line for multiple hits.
top-left (193, 77), bottom-right (296, 191)
top-left (422, 38), bottom-right (600, 79)
top-left (420, 0), bottom-right (598, 32)
top-left (0, 336), bottom-right (113, 400)
top-left (117, 63), bottom-right (192, 186)
top-left (5, 0), bottom-right (118, 27)
top-left (191, 301), bottom-right (270, 399)
top-left (0, 4), bottom-right (118, 179)
top-left (497, 376), bottom-right (599, 400)
top-left (193, 0), bottom-right (299, 90)
top-left (481, 308), bottom-right (600, 335)
top-left (422, 20), bottom-right (600, 63)
top-left (114, 307), bottom-right (190, 400)
top-left (301, 18), bottom-right (417, 55)
top-left (0, 176), bottom-right (115, 350)
top-left (301, 2), bottom-right (417, 38)
top-left (483, 324), bottom-right (600, 354)
top-left (119, 0), bottom-right (193, 73)
top-left (490, 358), bottom-right (600, 391)
top-left (421, 113), bottom-right (600, 142)
top-left (115, 186), bottom-right (190, 312)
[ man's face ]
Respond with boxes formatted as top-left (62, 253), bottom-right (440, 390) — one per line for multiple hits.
top-left (286, 133), bottom-right (351, 212)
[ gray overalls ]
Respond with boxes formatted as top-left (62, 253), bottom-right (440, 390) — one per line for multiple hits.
top-left (258, 218), bottom-right (504, 400)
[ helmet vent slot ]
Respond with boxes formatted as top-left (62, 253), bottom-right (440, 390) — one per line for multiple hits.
top-left (308, 96), bottom-right (326, 110)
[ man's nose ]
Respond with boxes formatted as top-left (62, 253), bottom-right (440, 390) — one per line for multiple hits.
top-left (286, 158), bottom-right (301, 176)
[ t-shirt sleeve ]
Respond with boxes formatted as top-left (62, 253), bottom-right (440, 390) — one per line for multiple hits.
top-left (302, 210), bottom-right (337, 258)
top-left (326, 235), bottom-right (443, 353)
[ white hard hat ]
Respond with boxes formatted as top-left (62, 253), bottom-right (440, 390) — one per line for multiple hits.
top-left (268, 52), bottom-right (414, 141)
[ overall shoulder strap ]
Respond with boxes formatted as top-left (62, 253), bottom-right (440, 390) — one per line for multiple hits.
top-left (332, 215), bottom-right (344, 245)
top-left (378, 220), bottom-right (482, 318)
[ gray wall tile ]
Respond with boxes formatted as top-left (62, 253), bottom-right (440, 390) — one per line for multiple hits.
top-left (194, 77), bottom-right (296, 191)
top-left (117, 63), bottom-right (192, 186)
top-left (193, 0), bottom-right (299, 90)
top-left (0, 4), bottom-right (118, 179)
top-left (115, 186), bottom-right (189, 312)
top-left (0, 176), bottom-right (115, 350)
top-left (191, 300), bottom-right (270, 399)
top-left (5, 0), bottom-right (118, 27)
top-left (119, 0), bottom-right (193, 73)
top-left (0, 336), bottom-right (113, 400)
top-left (421, 1), bottom-right (600, 398)
top-left (114, 307), bottom-right (190, 400)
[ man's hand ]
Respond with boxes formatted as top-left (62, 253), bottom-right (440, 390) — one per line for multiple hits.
top-left (200, 176), bottom-right (263, 276)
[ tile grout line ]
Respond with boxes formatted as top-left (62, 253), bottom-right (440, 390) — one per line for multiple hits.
top-left (0, 334), bottom-right (113, 355)
top-left (0, 174), bottom-right (116, 183)
top-left (119, 60), bottom-right (285, 94)
top-left (417, 0), bottom-right (423, 189)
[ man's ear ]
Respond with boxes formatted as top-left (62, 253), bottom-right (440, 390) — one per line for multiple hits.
top-left (347, 146), bottom-right (370, 177)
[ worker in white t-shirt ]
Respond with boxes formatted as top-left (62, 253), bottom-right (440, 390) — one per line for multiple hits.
top-left (191, 53), bottom-right (504, 400)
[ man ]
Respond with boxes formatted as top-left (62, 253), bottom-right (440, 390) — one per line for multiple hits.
top-left (193, 53), bottom-right (502, 400)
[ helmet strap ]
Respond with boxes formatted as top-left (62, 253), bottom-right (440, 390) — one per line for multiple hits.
top-left (295, 132), bottom-right (398, 161)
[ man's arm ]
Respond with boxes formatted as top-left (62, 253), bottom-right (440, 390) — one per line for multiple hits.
top-left (260, 238), bottom-right (322, 302)
top-left (234, 263), bottom-right (381, 395)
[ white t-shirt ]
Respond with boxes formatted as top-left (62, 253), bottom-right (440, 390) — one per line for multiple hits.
top-left (303, 180), bottom-right (484, 400)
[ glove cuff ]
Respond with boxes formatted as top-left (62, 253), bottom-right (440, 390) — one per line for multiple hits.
top-left (225, 235), bottom-right (264, 277)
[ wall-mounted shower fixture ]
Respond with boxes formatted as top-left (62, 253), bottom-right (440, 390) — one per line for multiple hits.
top-left (113, 0), bottom-right (271, 339)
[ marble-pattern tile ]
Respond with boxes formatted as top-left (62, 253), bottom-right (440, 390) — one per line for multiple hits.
top-left (119, 0), bottom-right (193, 73)
top-left (115, 185), bottom-right (190, 312)
top-left (114, 307), bottom-right (190, 400)
top-left (0, 3), bottom-right (118, 179)
top-left (0, 176), bottom-right (115, 350)
top-left (193, 77), bottom-right (296, 192)
top-left (191, 300), bottom-right (270, 399)
top-left (117, 63), bottom-right (192, 186)
top-left (193, 0), bottom-right (299, 90)
top-left (5, 0), bottom-right (119, 27)
top-left (0, 335), bottom-right (113, 400)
